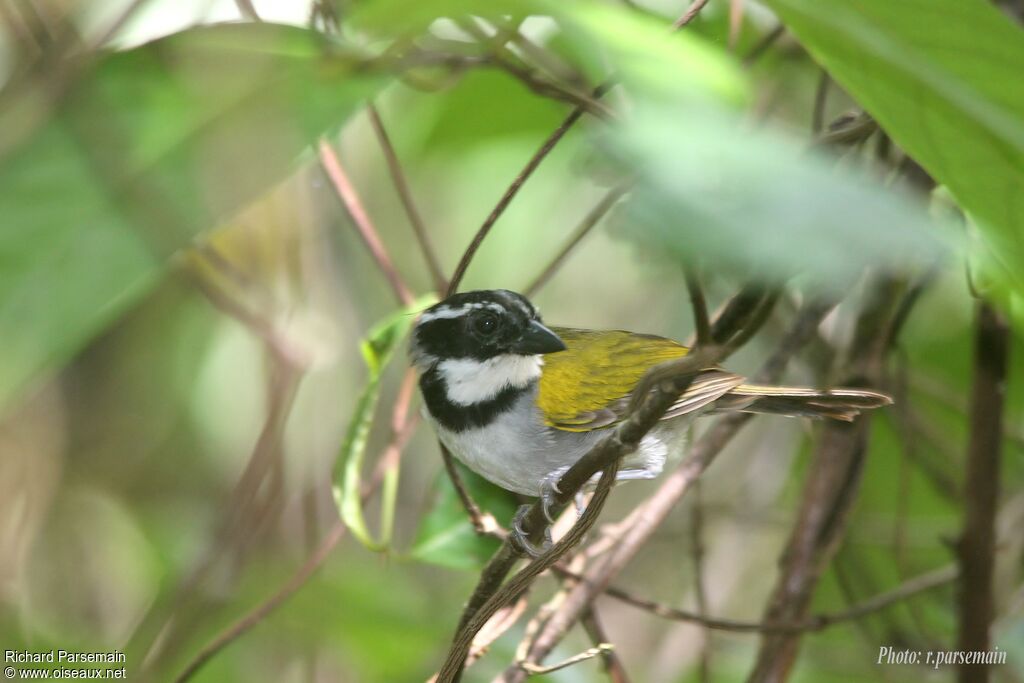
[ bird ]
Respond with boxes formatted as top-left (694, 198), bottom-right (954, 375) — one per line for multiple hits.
top-left (409, 289), bottom-right (891, 553)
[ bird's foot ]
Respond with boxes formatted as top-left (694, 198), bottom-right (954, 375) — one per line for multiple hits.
top-left (510, 504), bottom-right (552, 558)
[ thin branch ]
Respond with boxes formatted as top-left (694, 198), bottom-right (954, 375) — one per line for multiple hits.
top-left (446, 105), bottom-right (586, 296)
top-left (720, 290), bottom-right (781, 358)
top-left (234, 0), bottom-right (261, 20)
top-left (956, 301), bottom-right (1009, 683)
top-left (457, 18), bottom-right (614, 120)
top-left (581, 608), bottom-right (632, 683)
top-left (174, 519), bottom-right (347, 683)
top-left (742, 24), bottom-right (785, 67)
top-left (811, 70), bottom-right (829, 136)
top-left (518, 644), bottom-right (616, 676)
top-left (489, 58), bottom-right (615, 120)
top-left (727, 0), bottom-right (744, 49)
top-left (709, 284), bottom-right (771, 344)
top-left (597, 564), bottom-right (956, 634)
top-left (367, 103), bottom-right (448, 294)
top-left (318, 139), bottom-right (416, 306)
top-left (812, 112), bottom-right (878, 149)
top-left (523, 185), bottom-right (629, 297)
top-left (689, 481), bottom-right (712, 682)
top-left (683, 265), bottom-right (712, 347)
top-left (441, 444), bottom-right (501, 538)
top-left (672, 0), bottom-right (712, 29)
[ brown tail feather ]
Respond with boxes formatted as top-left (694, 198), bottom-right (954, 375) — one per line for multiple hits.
top-left (713, 385), bottom-right (892, 422)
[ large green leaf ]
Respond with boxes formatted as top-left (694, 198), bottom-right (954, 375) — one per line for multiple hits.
top-left (760, 0), bottom-right (1024, 307)
top-left (0, 23), bottom-right (381, 411)
top-left (607, 103), bottom-right (953, 290)
top-left (409, 465), bottom-right (518, 571)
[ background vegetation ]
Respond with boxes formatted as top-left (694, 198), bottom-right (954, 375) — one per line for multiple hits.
top-left (1, 1), bottom-right (1023, 681)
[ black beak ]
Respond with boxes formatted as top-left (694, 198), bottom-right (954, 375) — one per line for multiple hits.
top-left (511, 320), bottom-right (567, 355)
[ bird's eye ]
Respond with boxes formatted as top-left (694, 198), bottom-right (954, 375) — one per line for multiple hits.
top-left (472, 312), bottom-right (499, 336)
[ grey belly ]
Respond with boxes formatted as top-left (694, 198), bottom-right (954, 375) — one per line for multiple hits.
top-left (430, 391), bottom-right (687, 497)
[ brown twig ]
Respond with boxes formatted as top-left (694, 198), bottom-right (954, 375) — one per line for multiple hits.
top-left (683, 265), bottom-right (712, 348)
top-left (742, 24), bottom-right (785, 67)
top-left (720, 290), bottom-right (781, 358)
top-left (597, 564), bottom-right (956, 634)
top-left (581, 608), bottom-right (632, 683)
top-left (690, 481), bottom-right (712, 682)
top-left (956, 301), bottom-right (1009, 683)
top-left (811, 70), bottom-right (830, 136)
top-left (234, 0), bottom-right (261, 20)
top-left (367, 103), bottom-right (448, 294)
top-left (173, 519), bottom-right (347, 683)
top-left (445, 105), bottom-right (587, 296)
top-left (672, 0), bottom-right (712, 29)
top-left (707, 284), bottom-right (772, 345)
top-left (318, 139), bottom-right (416, 306)
top-left (457, 18), bottom-right (614, 120)
top-left (441, 444), bottom-right (501, 538)
top-left (523, 185), bottom-right (630, 297)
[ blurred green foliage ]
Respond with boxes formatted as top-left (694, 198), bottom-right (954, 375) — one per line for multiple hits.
top-left (0, 1), bottom-right (1022, 682)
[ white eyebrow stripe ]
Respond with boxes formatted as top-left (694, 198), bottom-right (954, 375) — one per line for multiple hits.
top-left (418, 302), bottom-right (505, 323)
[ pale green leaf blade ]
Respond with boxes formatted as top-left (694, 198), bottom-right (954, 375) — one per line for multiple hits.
top-left (334, 295), bottom-right (437, 551)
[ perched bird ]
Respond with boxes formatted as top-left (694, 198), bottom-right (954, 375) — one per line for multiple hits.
top-left (410, 289), bottom-right (891, 551)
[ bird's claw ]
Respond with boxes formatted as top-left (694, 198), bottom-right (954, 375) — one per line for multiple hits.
top-left (540, 481), bottom-right (565, 524)
top-left (539, 472), bottom-right (565, 524)
top-left (510, 504), bottom-right (552, 558)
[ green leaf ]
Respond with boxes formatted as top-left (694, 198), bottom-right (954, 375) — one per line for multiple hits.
top-left (333, 295), bottom-right (437, 552)
top-left (554, 3), bottom-right (748, 107)
top-left (607, 103), bottom-right (953, 290)
top-left (760, 0), bottom-right (1024, 308)
top-left (0, 23), bottom-right (382, 411)
top-left (409, 465), bottom-right (518, 570)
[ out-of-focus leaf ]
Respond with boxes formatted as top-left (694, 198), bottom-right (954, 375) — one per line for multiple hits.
top-left (0, 23), bottom-right (381, 411)
top-left (409, 465), bottom-right (517, 570)
top-left (760, 0), bottom-right (1024, 315)
top-left (333, 295), bottom-right (436, 552)
top-left (607, 103), bottom-right (954, 290)
top-left (555, 3), bottom-right (748, 107)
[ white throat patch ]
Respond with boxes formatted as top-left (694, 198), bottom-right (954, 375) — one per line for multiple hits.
top-left (438, 355), bottom-right (543, 405)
